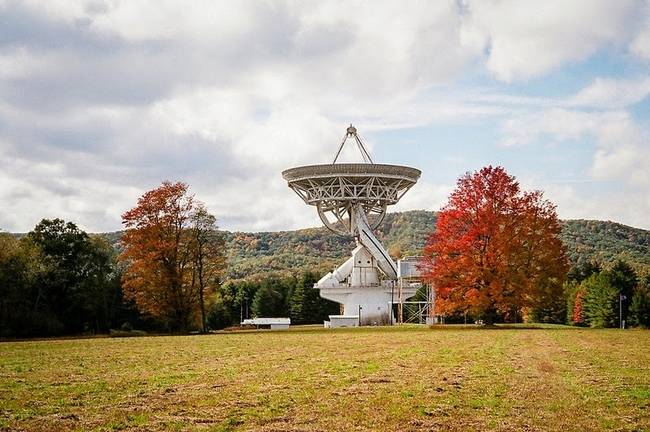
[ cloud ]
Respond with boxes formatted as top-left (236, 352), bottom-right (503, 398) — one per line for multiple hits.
top-left (393, 181), bottom-right (454, 214)
top-left (500, 108), bottom-right (650, 228)
top-left (630, 1), bottom-right (650, 59)
top-left (0, 0), bottom-right (649, 234)
top-left (502, 108), bottom-right (649, 185)
top-left (568, 76), bottom-right (650, 109)
top-left (0, 0), bottom-right (477, 232)
top-left (523, 180), bottom-right (650, 230)
top-left (460, 0), bottom-right (643, 81)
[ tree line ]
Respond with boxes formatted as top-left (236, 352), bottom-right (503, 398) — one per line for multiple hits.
top-left (2, 175), bottom-right (649, 337)
top-left (207, 272), bottom-right (339, 330)
top-left (566, 260), bottom-right (650, 328)
top-left (0, 219), bottom-right (135, 337)
top-left (0, 182), bottom-right (338, 337)
top-left (0, 221), bottom-right (337, 337)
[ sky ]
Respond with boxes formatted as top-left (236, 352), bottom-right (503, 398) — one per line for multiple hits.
top-left (0, 0), bottom-right (649, 233)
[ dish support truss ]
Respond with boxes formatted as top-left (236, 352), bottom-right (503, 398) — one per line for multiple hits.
top-left (285, 165), bottom-right (418, 236)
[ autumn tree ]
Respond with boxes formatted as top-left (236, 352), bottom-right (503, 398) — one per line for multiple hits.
top-left (190, 204), bottom-right (226, 332)
top-left (421, 166), bottom-right (569, 323)
top-left (120, 181), bottom-right (225, 332)
top-left (572, 288), bottom-right (586, 325)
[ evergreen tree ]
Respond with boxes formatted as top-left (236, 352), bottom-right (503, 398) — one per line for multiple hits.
top-left (568, 260), bottom-right (602, 283)
top-left (583, 273), bottom-right (618, 328)
top-left (290, 271), bottom-right (321, 324)
top-left (608, 260), bottom-right (637, 326)
top-left (289, 277), bottom-right (306, 324)
top-left (528, 278), bottom-right (567, 323)
top-left (629, 276), bottom-right (650, 328)
top-left (252, 278), bottom-right (285, 317)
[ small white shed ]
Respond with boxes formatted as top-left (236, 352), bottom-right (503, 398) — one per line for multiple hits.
top-left (324, 315), bottom-right (359, 328)
top-left (241, 317), bottom-right (290, 330)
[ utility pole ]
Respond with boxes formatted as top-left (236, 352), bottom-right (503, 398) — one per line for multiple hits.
top-left (390, 281), bottom-right (394, 325)
top-left (620, 293), bottom-right (626, 329)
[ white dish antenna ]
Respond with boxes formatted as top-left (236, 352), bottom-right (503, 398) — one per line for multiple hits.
top-left (282, 125), bottom-right (420, 236)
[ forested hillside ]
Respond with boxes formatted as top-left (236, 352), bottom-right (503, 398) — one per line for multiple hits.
top-left (560, 219), bottom-right (650, 269)
top-left (101, 211), bottom-right (649, 280)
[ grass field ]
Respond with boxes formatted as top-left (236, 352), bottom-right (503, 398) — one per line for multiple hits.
top-left (1, 325), bottom-right (649, 432)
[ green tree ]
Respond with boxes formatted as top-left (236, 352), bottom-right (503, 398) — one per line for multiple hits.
top-left (209, 280), bottom-right (260, 328)
top-left (290, 272), bottom-right (319, 324)
top-left (0, 234), bottom-right (48, 337)
top-left (79, 237), bottom-right (125, 333)
top-left (0, 219), bottom-right (123, 336)
top-left (629, 276), bottom-right (650, 328)
top-left (567, 260), bottom-right (602, 283)
top-left (290, 271), bottom-right (340, 324)
top-left (608, 260), bottom-right (637, 326)
top-left (528, 278), bottom-right (567, 324)
top-left (252, 278), bottom-right (286, 317)
top-left (27, 219), bottom-right (119, 334)
top-left (583, 273), bottom-right (618, 328)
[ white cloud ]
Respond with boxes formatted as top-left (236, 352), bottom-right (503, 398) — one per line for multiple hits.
top-left (460, 0), bottom-right (642, 81)
top-left (501, 108), bottom-right (650, 228)
top-left (502, 108), bottom-right (649, 185)
top-left (522, 180), bottom-right (650, 229)
top-left (630, 1), bottom-right (650, 59)
top-left (393, 181), bottom-right (454, 214)
top-left (568, 76), bottom-right (650, 109)
top-left (1, 0), bottom-right (649, 234)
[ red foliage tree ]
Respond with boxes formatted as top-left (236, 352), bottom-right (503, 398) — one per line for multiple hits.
top-left (421, 166), bottom-right (569, 323)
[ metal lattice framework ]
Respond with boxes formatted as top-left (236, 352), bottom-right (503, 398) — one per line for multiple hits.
top-left (282, 163), bottom-right (421, 235)
top-left (283, 125), bottom-right (420, 236)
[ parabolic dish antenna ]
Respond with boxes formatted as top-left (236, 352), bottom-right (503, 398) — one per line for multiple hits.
top-left (282, 126), bottom-right (421, 235)
top-left (282, 125), bottom-right (422, 326)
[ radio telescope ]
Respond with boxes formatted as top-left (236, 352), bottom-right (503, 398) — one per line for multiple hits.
top-left (282, 125), bottom-right (421, 326)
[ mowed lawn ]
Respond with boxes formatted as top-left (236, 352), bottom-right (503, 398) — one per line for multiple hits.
top-left (1, 326), bottom-right (649, 432)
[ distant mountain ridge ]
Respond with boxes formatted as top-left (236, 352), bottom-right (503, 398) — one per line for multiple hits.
top-left (83, 210), bottom-right (650, 280)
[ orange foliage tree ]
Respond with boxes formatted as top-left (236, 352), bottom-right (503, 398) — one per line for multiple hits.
top-left (421, 166), bottom-right (568, 323)
top-left (119, 181), bottom-right (225, 332)
top-left (572, 289), bottom-right (585, 325)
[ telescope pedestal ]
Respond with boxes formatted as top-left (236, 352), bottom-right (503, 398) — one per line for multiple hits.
top-left (316, 243), bottom-right (418, 326)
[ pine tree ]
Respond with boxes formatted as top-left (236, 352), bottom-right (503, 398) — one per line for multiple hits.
top-left (583, 273), bottom-right (618, 328)
top-left (252, 278), bottom-right (286, 317)
top-left (629, 276), bottom-right (650, 328)
top-left (289, 278), bottom-right (306, 323)
top-left (608, 260), bottom-right (637, 326)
